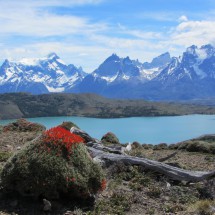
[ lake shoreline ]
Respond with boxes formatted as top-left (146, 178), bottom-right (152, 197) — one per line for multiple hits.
top-left (1, 114), bottom-right (215, 144)
top-left (1, 93), bottom-right (215, 120)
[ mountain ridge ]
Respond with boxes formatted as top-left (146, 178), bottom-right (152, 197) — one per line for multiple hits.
top-left (1, 44), bottom-right (215, 101)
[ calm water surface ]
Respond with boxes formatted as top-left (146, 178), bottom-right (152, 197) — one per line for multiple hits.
top-left (1, 115), bottom-right (215, 144)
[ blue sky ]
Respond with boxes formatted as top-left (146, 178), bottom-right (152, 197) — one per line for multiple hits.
top-left (0, 0), bottom-right (215, 72)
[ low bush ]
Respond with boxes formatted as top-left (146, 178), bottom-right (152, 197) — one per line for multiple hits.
top-left (1, 126), bottom-right (105, 199)
top-left (0, 152), bottom-right (12, 162)
top-left (188, 200), bottom-right (215, 215)
top-left (101, 132), bottom-right (120, 145)
top-left (132, 141), bottom-right (142, 149)
top-left (154, 143), bottom-right (168, 150)
top-left (176, 140), bottom-right (215, 154)
top-left (142, 143), bottom-right (154, 149)
top-left (3, 118), bottom-right (45, 132)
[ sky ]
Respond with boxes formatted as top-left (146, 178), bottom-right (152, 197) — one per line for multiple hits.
top-left (0, 0), bottom-right (215, 72)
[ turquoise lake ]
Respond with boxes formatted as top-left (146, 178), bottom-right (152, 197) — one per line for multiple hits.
top-left (0, 115), bottom-right (215, 144)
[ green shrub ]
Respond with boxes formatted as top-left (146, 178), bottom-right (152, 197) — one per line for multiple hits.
top-left (142, 144), bottom-right (154, 149)
top-left (188, 200), bottom-right (215, 215)
top-left (147, 186), bottom-right (161, 198)
top-left (154, 143), bottom-right (168, 150)
top-left (186, 141), bottom-right (210, 153)
top-left (3, 118), bottom-right (45, 132)
top-left (0, 152), bottom-right (12, 162)
top-left (132, 141), bottom-right (142, 149)
top-left (1, 126), bottom-right (105, 199)
top-left (176, 140), bottom-right (215, 154)
top-left (93, 191), bottom-right (133, 215)
top-left (168, 143), bottom-right (178, 150)
top-left (101, 132), bottom-right (120, 145)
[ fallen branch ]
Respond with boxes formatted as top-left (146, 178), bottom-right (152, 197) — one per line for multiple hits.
top-left (158, 151), bottom-right (178, 162)
top-left (71, 127), bottom-right (215, 182)
top-left (88, 146), bottom-right (215, 182)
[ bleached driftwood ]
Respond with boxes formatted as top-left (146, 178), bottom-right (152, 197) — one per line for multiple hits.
top-left (71, 127), bottom-right (215, 182)
top-left (88, 146), bottom-right (215, 182)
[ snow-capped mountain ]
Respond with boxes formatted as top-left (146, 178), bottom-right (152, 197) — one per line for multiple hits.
top-left (1, 44), bottom-right (215, 101)
top-left (0, 53), bottom-right (86, 94)
top-left (78, 44), bottom-right (215, 100)
top-left (155, 44), bottom-right (215, 84)
top-left (137, 44), bottom-right (215, 100)
top-left (77, 52), bottom-right (171, 95)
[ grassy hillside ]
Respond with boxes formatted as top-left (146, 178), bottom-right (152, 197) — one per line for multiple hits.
top-left (0, 93), bottom-right (215, 119)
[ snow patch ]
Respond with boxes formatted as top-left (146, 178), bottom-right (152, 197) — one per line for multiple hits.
top-left (19, 58), bottom-right (39, 66)
top-left (196, 49), bottom-right (207, 60)
top-left (56, 58), bottom-right (66, 65)
top-left (122, 74), bottom-right (130, 80)
top-left (140, 67), bottom-right (161, 80)
top-left (101, 74), bottom-right (118, 82)
top-left (193, 65), bottom-right (207, 79)
top-left (46, 86), bottom-right (65, 92)
top-left (184, 68), bottom-right (192, 79)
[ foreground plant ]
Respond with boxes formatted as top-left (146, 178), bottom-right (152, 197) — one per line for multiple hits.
top-left (1, 125), bottom-right (106, 199)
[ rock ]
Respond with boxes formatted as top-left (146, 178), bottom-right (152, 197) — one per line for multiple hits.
top-left (70, 127), bottom-right (97, 143)
top-left (125, 142), bottom-right (132, 152)
top-left (6, 145), bottom-right (13, 150)
top-left (166, 182), bottom-right (171, 189)
top-left (64, 211), bottom-right (72, 215)
top-left (43, 199), bottom-right (51, 212)
top-left (163, 196), bottom-right (170, 201)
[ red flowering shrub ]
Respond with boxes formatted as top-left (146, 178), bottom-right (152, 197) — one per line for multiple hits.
top-left (1, 125), bottom-right (105, 199)
top-left (42, 126), bottom-right (85, 159)
top-left (100, 179), bottom-right (107, 191)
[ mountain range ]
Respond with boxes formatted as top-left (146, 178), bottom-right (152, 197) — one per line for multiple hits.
top-left (0, 44), bottom-right (215, 101)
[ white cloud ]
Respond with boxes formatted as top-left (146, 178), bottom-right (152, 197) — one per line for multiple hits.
top-left (116, 23), bottom-right (163, 40)
top-left (178, 15), bottom-right (188, 22)
top-left (0, 0), bottom-right (104, 8)
top-left (170, 20), bottom-right (215, 47)
top-left (0, 0), bottom-right (215, 73)
top-left (137, 12), bottom-right (176, 22)
top-left (0, 6), bottom-right (107, 37)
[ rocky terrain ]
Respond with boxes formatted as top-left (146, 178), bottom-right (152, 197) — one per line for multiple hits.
top-left (0, 120), bottom-right (214, 215)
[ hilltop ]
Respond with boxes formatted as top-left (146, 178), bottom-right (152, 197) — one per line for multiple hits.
top-left (1, 93), bottom-right (215, 120)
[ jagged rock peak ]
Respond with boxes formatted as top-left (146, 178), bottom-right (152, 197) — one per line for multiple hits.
top-left (46, 52), bottom-right (60, 59)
